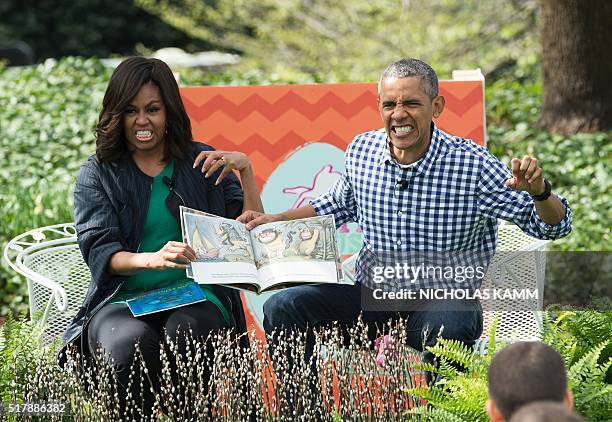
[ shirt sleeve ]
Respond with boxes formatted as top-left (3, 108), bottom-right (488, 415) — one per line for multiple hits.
top-left (73, 161), bottom-right (127, 284)
top-left (310, 172), bottom-right (358, 228)
top-left (221, 170), bottom-right (244, 219)
top-left (476, 155), bottom-right (572, 240)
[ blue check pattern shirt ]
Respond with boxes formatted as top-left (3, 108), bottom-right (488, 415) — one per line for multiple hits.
top-left (311, 124), bottom-right (572, 284)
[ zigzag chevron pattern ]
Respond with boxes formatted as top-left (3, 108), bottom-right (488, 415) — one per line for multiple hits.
top-left (182, 81), bottom-right (485, 190)
top-left (183, 91), bottom-right (377, 122)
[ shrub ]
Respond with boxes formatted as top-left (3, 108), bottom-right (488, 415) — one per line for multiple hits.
top-left (1, 316), bottom-right (423, 420)
top-left (2, 311), bottom-right (609, 420)
top-left (0, 58), bottom-right (110, 316)
top-left (407, 311), bottom-right (612, 421)
top-left (0, 313), bottom-right (44, 402)
top-left (487, 78), bottom-right (611, 254)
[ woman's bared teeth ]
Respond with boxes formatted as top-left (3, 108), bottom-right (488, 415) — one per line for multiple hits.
top-left (135, 130), bottom-right (153, 140)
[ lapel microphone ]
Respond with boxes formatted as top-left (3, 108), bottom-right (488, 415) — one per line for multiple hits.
top-left (162, 176), bottom-right (175, 191)
top-left (162, 176), bottom-right (185, 208)
top-left (396, 180), bottom-right (409, 190)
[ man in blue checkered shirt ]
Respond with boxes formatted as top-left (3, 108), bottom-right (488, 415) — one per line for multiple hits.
top-left (239, 58), bottom-right (572, 380)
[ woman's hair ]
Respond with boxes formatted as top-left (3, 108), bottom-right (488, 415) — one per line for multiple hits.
top-left (95, 57), bottom-right (193, 162)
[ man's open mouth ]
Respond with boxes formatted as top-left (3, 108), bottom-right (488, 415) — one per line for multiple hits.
top-left (392, 125), bottom-right (414, 135)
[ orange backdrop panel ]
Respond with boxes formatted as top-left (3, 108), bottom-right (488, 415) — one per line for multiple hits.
top-left (180, 81), bottom-right (485, 191)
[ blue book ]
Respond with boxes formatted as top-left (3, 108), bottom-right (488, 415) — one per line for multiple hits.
top-left (126, 281), bottom-right (207, 317)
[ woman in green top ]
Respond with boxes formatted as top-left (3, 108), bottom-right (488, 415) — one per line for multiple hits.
top-left (71, 56), bottom-right (263, 417)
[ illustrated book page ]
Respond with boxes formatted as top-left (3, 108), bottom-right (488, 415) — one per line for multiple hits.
top-left (180, 206), bottom-right (341, 293)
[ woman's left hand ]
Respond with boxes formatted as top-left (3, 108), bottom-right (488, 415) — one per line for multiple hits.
top-left (193, 150), bottom-right (251, 185)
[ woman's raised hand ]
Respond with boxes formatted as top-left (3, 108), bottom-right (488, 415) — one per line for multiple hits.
top-left (146, 241), bottom-right (196, 270)
top-left (193, 150), bottom-right (252, 185)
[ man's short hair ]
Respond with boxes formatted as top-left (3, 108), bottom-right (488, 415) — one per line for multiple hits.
top-left (509, 401), bottom-right (583, 422)
top-left (488, 342), bottom-right (567, 419)
top-left (378, 58), bottom-right (439, 99)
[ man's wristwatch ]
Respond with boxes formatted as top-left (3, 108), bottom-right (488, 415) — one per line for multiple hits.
top-left (530, 179), bottom-right (552, 201)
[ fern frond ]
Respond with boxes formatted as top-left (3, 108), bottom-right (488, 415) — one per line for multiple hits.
top-left (408, 405), bottom-right (466, 421)
top-left (412, 361), bottom-right (438, 374)
top-left (555, 310), bottom-right (578, 326)
top-left (485, 315), bottom-right (499, 363)
top-left (408, 394), bottom-right (488, 421)
top-left (444, 376), bottom-right (489, 404)
top-left (427, 338), bottom-right (477, 370)
top-left (576, 383), bottom-right (612, 403)
top-left (405, 385), bottom-right (447, 402)
top-left (567, 341), bottom-right (609, 385)
top-left (406, 369), bottom-right (489, 421)
top-left (437, 358), bottom-right (462, 377)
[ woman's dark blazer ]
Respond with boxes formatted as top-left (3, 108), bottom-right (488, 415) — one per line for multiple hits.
top-left (60, 142), bottom-right (249, 359)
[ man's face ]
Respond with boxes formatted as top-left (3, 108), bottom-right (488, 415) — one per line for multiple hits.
top-left (378, 76), bottom-right (444, 164)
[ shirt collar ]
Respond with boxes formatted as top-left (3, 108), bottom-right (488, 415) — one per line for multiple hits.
top-left (380, 122), bottom-right (441, 176)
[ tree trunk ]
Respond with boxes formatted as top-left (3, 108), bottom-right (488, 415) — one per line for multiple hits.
top-left (538, 0), bottom-right (612, 134)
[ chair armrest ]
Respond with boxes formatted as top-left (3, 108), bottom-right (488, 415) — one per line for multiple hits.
top-left (3, 224), bottom-right (78, 313)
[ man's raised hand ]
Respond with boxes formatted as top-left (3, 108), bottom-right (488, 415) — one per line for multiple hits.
top-left (505, 155), bottom-right (546, 196)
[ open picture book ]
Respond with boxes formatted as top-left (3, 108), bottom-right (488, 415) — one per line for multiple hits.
top-left (180, 206), bottom-right (343, 294)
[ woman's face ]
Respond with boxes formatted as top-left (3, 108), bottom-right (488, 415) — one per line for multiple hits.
top-left (123, 82), bottom-right (167, 158)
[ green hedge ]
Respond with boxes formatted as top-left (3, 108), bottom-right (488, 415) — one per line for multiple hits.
top-left (0, 57), bottom-right (609, 316)
top-left (0, 58), bottom-right (109, 314)
top-left (486, 78), bottom-right (611, 255)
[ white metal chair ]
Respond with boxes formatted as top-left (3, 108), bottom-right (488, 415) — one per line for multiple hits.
top-left (3, 223), bottom-right (91, 348)
top-left (484, 224), bottom-right (548, 341)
